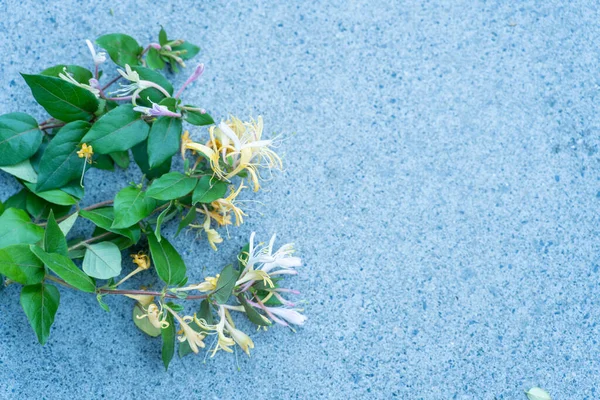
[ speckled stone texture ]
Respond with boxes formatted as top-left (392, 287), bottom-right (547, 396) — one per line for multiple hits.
top-left (0, 0), bottom-right (599, 398)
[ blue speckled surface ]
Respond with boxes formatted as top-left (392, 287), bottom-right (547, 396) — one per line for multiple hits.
top-left (1, 1), bottom-right (599, 398)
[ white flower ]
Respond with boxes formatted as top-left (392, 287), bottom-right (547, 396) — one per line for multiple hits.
top-left (86, 39), bottom-right (106, 66)
top-left (133, 102), bottom-right (181, 118)
top-left (259, 234), bottom-right (302, 275)
top-left (58, 68), bottom-right (100, 98)
top-left (266, 306), bottom-right (307, 326)
top-left (112, 64), bottom-right (171, 105)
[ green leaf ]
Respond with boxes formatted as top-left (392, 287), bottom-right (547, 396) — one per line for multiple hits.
top-left (154, 202), bottom-right (173, 241)
top-left (82, 241), bottom-right (122, 279)
top-left (93, 154), bottom-right (114, 171)
top-left (185, 109), bottom-right (214, 126)
top-left (79, 207), bottom-right (139, 243)
top-left (30, 245), bottom-right (95, 293)
top-left (158, 27), bottom-right (168, 46)
top-left (130, 66), bottom-right (174, 106)
top-left (24, 182), bottom-right (77, 206)
top-left (161, 312), bottom-right (175, 370)
top-left (81, 104), bottom-right (149, 154)
top-left (36, 121), bottom-right (91, 191)
top-left (192, 176), bottom-right (228, 204)
top-left (147, 232), bottom-right (186, 285)
top-left (44, 210), bottom-right (68, 256)
top-left (146, 47), bottom-right (165, 70)
top-left (176, 207), bottom-right (196, 236)
top-left (0, 159), bottom-right (38, 183)
top-left (5, 189), bottom-right (28, 211)
top-left (96, 34), bottom-right (142, 67)
top-left (172, 42), bottom-right (200, 60)
top-left (0, 112), bottom-right (43, 166)
top-left (111, 186), bottom-right (157, 229)
top-left (109, 151), bottom-right (130, 169)
top-left (132, 303), bottom-right (161, 337)
top-left (146, 172), bottom-right (197, 201)
top-left (21, 74), bottom-right (98, 122)
top-left (58, 212), bottom-right (78, 236)
top-left (147, 117), bottom-right (182, 169)
top-left (0, 244), bottom-right (44, 285)
top-left (0, 208), bottom-right (44, 248)
top-left (97, 294), bottom-right (110, 312)
top-left (212, 264), bottom-right (237, 304)
top-left (20, 283), bottom-right (60, 345)
top-left (237, 294), bottom-right (271, 326)
top-left (25, 192), bottom-right (71, 221)
top-left (131, 140), bottom-right (171, 179)
top-left (41, 65), bottom-right (93, 84)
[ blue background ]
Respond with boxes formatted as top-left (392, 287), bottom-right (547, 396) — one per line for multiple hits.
top-left (0, 1), bottom-right (599, 398)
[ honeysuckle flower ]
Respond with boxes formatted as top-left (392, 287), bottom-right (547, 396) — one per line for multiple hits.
top-left (264, 306), bottom-right (307, 326)
top-left (209, 182), bottom-right (246, 226)
top-left (124, 294), bottom-right (154, 306)
top-left (136, 303), bottom-right (169, 329)
top-left (131, 252), bottom-right (151, 270)
top-left (175, 63), bottom-right (205, 98)
top-left (236, 269), bottom-right (274, 288)
top-left (259, 234), bottom-right (302, 275)
top-left (224, 319), bottom-right (254, 356)
top-left (211, 116), bottom-right (282, 191)
top-left (203, 215), bottom-right (223, 251)
top-left (77, 143), bottom-right (94, 162)
top-left (173, 313), bottom-right (206, 354)
top-left (59, 68), bottom-right (101, 98)
top-left (149, 42), bottom-right (161, 50)
top-left (182, 139), bottom-right (221, 172)
top-left (86, 39), bottom-right (106, 66)
top-left (112, 64), bottom-right (171, 105)
top-left (177, 274), bottom-right (219, 293)
top-left (133, 102), bottom-right (182, 118)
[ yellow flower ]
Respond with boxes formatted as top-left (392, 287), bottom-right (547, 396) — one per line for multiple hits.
top-left (177, 274), bottom-right (220, 293)
top-left (210, 182), bottom-right (246, 226)
top-left (130, 252), bottom-right (151, 270)
top-left (136, 303), bottom-right (169, 330)
top-left (176, 315), bottom-right (206, 354)
top-left (180, 130), bottom-right (192, 159)
top-left (203, 215), bottom-right (223, 251)
top-left (77, 143), bottom-right (94, 163)
top-left (227, 323), bottom-right (254, 356)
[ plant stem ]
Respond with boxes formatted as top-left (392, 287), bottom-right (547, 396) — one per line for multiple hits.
top-left (68, 231), bottom-right (114, 251)
top-left (38, 199), bottom-right (114, 226)
top-left (101, 75), bottom-right (121, 91)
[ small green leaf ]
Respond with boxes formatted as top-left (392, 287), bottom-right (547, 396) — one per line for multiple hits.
top-left (24, 182), bottom-right (77, 206)
top-left (20, 283), bottom-right (60, 345)
top-left (36, 121), bottom-right (91, 191)
top-left (41, 65), bottom-right (93, 84)
top-left (185, 109), bottom-right (214, 126)
top-left (30, 245), bottom-right (95, 293)
top-left (147, 231), bottom-right (186, 285)
top-left (96, 34), bottom-right (142, 67)
top-left (176, 207), bottom-right (196, 236)
top-left (525, 387), bottom-right (552, 400)
top-left (109, 151), bottom-right (130, 169)
top-left (81, 105), bottom-right (149, 154)
top-left (161, 312), bottom-right (175, 370)
top-left (212, 264), bottom-right (237, 304)
top-left (0, 159), bottom-right (38, 183)
top-left (58, 212), bottom-right (78, 236)
top-left (82, 241), bottom-right (122, 279)
top-left (21, 74), bottom-right (98, 122)
top-left (192, 176), bottom-right (228, 204)
top-left (5, 189), bottom-right (28, 211)
top-left (154, 202), bottom-right (173, 241)
top-left (44, 210), bottom-right (68, 256)
top-left (131, 139), bottom-right (171, 180)
top-left (0, 244), bottom-right (44, 285)
top-left (25, 192), bottom-right (71, 221)
top-left (0, 208), bottom-right (44, 248)
top-left (172, 42), bottom-right (200, 60)
top-left (146, 47), bottom-right (165, 70)
top-left (112, 186), bottom-right (157, 229)
top-left (147, 117), bottom-right (182, 169)
top-left (132, 303), bottom-right (161, 337)
top-left (237, 294), bottom-right (271, 326)
top-left (0, 112), bottom-right (43, 166)
top-left (97, 294), bottom-right (110, 312)
top-left (93, 154), bottom-right (114, 171)
top-left (146, 172), bottom-right (197, 201)
top-left (80, 207), bottom-right (139, 243)
top-left (158, 27), bottom-right (168, 46)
